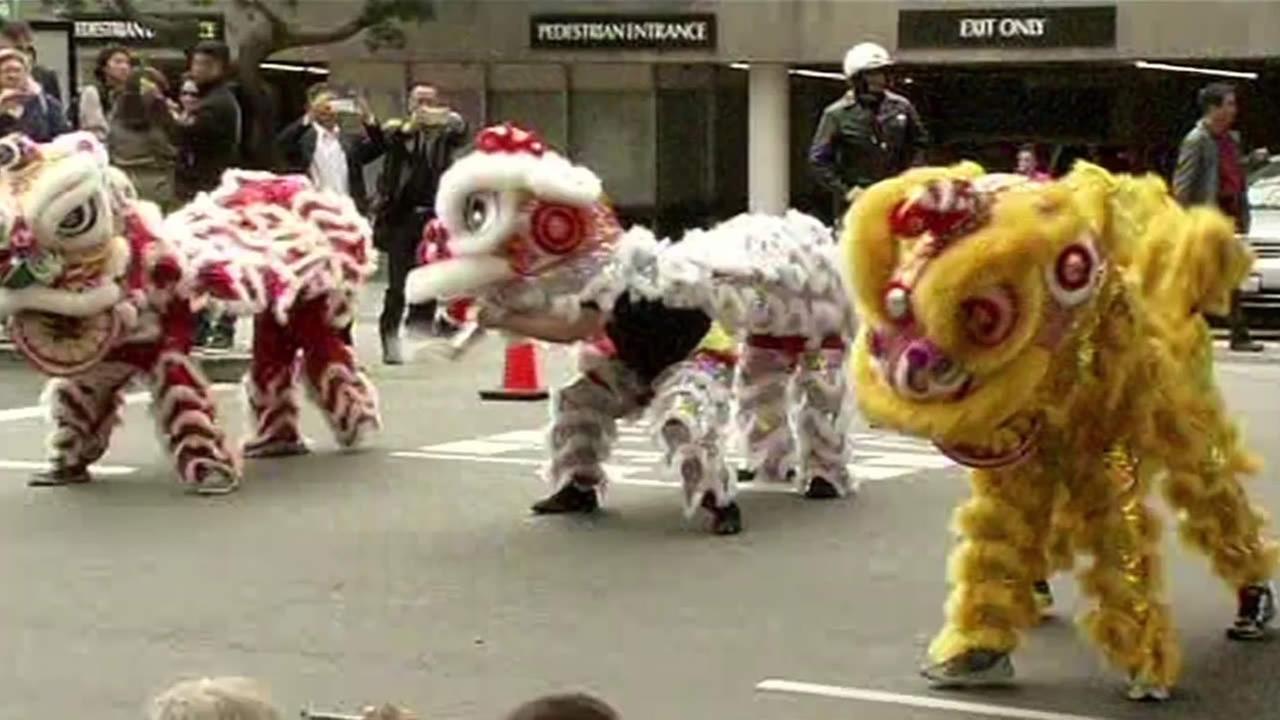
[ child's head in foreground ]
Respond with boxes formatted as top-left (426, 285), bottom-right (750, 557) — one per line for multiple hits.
top-left (148, 677), bottom-right (281, 720)
top-left (505, 693), bottom-right (619, 720)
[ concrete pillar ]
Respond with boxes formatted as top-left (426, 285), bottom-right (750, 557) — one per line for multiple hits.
top-left (748, 63), bottom-right (791, 214)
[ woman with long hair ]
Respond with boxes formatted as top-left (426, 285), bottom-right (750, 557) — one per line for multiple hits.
top-left (78, 44), bottom-right (133, 140)
top-left (108, 66), bottom-right (179, 209)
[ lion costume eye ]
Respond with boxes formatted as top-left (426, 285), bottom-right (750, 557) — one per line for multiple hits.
top-left (463, 192), bottom-right (496, 233)
top-left (1045, 236), bottom-right (1101, 307)
top-left (961, 285), bottom-right (1018, 347)
top-left (56, 198), bottom-right (98, 238)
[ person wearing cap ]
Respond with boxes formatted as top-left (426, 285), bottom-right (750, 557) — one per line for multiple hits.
top-left (808, 41), bottom-right (927, 222)
top-left (0, 47), bottom-right (68, 143)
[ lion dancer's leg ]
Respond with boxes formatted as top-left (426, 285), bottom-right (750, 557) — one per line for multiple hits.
top-left (1074, 448), bottom-right (1179, 701)
top-left (31, 361), bottom-right (138, 486)
top-left (534, 356), bottom-right (637, 515)
top-left (734, 336), bottom-right (797, 486)
top-left (922, 463), bottom-right (1057, 688)
top-left (1162, 426), bottom-right (1278, 641)
top-left (148, 339), bottom-right (240, 494)
top-left (296, 298), bottom-right (381, 449)
top-left (649, 352), bottom-right (741, 535)
top-left (242, 312), bottom-right (307, 458)
top-left (794, 336), bottom-right (853, 500)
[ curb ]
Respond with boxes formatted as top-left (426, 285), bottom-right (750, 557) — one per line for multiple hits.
top-left (1214, 347), bottom-right (1280, 365)
top-left (0, 342), bottom-right (251, 383)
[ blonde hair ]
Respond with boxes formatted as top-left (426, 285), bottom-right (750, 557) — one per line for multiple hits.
top-left (147, 677), bottom-right (282, 720)
top-left (0, 48), bottom-right (29, 71)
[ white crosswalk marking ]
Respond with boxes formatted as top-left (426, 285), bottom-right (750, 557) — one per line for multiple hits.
top-left (393, 422), bottom-right (956, 490)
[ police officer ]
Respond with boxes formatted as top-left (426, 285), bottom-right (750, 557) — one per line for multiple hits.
top-left (808, 42), bottom-right (928, 223)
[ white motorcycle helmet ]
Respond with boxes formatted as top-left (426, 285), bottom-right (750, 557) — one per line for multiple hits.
top-left (842, 42), bottom-right (894, 78)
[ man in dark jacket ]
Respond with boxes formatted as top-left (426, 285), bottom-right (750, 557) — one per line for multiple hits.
top-left (276, 84), bottom-right (385, 214)
top-left (0, 21), bottom-right (62, 103)
top-left (176, 41), bottom-right (242, 350)
top-left (1173, 82), bottom-right (1269, 352)
top-left (174, 41), bottom-right (241, 203)
top-left (373, 84), bottom-right (469, 364)
top-left (808, 42), bottom-right (927, 224)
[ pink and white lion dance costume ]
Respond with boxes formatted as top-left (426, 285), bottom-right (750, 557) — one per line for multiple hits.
top-left (0, 133), bottom-right (379, 494)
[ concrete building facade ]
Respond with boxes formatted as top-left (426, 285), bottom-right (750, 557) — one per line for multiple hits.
top-left (28, 1), bottom-right (1280, 227)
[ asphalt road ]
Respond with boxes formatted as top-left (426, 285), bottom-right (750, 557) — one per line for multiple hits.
top-left (2, 330), bottom-right (1279, 720)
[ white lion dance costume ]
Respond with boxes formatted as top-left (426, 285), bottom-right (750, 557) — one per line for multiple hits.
top-left (0, 132), bottom-right (379, 494)
top-left (403, 123), bottom-right (855, 532)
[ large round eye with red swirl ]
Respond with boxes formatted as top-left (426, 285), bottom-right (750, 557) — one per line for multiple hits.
top-left (960, 286), bottom-right (1018, 347)
top-left (530, 204), bottom-right (585, 256)
top-left (1046, 237), bottom-right (1101, 307)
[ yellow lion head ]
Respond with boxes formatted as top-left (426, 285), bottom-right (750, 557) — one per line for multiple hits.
top-left (841, 161), bottom-right (1245, 468)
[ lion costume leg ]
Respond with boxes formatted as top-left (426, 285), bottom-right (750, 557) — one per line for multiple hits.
top-left (32, 360), bottom-right (137, 486)
top-left (794, 339), bottom-right (853, 499)
top-left (148, 347), bottom-right (240, 494)
top-left (648, 353), bottom-right (741, 534)
top-left (536, 359), bottom-right (637, 515)
top-left (243, 312), bottom-right (307, 458)
top-left (1161, 438), bottom-right (1278, 641)
top-left (923, 463), bottom-right (1057, 688)
top-left (734, 340), bottom-right (796, 485)
top-left (294, 298), bottom-right (381, 450)
top-left (1073, 448), bottom-right (1179, 701)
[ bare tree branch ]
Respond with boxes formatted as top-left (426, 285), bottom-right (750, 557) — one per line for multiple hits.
top-left (104, 0), bottom-right (198, 37)
top-left (276, 16), bottom-right (371, 51)
top-left (231, 0), bottom-right (290, 37)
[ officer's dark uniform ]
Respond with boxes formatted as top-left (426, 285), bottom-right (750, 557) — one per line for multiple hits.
top-left (808, 89), bottom-right (928, 221)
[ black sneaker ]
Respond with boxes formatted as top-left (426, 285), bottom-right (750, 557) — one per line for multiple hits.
top-left (921, 649), bottom-right (1014, 688)
top-left (1227, 582), bottom-right (1276, 641)
top-left (28, 465), bottom-right (92, 486)
top-left (531, 483), bottom-right (599, 515)
top-left (804, 477), bottom-right (840, 500)
top-left (205, 331), bottom-right (234, 351)
top-left (1033, 580), bottom-right (1054, 613)
top-left (701, 494), bottom-right (743, 535)
top-left (735, 467), bottom-right (755, 483)
top-left (1231, 339), bottom-right (1265, 353)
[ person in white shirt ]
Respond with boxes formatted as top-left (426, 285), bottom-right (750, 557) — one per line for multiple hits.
top-left (276, 84), bottom-right (386, 215)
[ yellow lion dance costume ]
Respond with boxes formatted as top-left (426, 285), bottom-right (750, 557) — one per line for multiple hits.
top-left (842, 161), bottom-right (1278, 700)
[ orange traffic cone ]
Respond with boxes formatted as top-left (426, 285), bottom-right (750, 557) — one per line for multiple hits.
top-left (479, 336), bottom-right (549, 401)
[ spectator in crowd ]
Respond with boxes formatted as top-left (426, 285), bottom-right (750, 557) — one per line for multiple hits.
top-left (174, 40), bottom-right (241, 202)
top-left (0, 48), bottom-right (68, 142)
top-left (79, 44), bottom-right (134, 140)
top-left (175, 41), bottom-right (242, 350)
top-left (0, 21), bottom-right (61, 102)
top-left (1173, 81), bottom-right (1269, 352)
top-left (505, 693), bottom-right (620, 720)
top-left (809, 41), bottom-right (927, 223)
top-left (277, 83), bottom-right (386, 214)
top-left (177, 74), bottom-right (201, 120)
top-left (1016, 143), bottom-right (1051, 181)
top-left (109, 66), bottom-right (180, 210)
top-left (148, 676), bottom-right (281, 720)
top-left (372, 83), bottom-right (469, 365)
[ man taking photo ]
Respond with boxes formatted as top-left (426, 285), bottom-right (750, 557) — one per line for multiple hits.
top-left (372, 84), bottom-right (468, 365)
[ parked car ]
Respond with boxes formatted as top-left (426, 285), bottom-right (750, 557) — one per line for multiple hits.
top-left (1240, 157), bottom-right (1280, 327)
